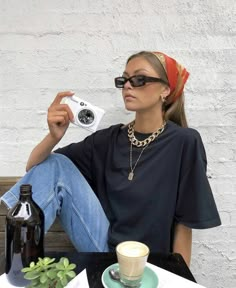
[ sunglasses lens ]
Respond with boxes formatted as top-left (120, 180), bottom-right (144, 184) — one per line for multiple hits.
top-left (115, 77), bottom-right (125, 88)
top-left (115, 76), bottom-right (146, 88)
top-left (130, 76), bottom-right (145, 87)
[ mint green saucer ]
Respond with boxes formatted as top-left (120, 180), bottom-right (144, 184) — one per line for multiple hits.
top-left (102, 263), bottom-right (158, 288)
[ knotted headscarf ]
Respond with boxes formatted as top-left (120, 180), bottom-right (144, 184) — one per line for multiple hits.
top-left (152, 52), bottom-right (189, 103)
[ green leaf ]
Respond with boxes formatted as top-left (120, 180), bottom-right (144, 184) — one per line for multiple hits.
top-left (57, 271), bottom-right (64, 280)
top-left (61, 276), bottom-right (68, 287)
top-left (66, 271), bottom-right (76, 278)
top-left (24, 271), bottom-right (40, 280)
top-left (30, 262), bottom-right (35, 268)
top-left (47, 269), bottom-right (57, 279)
top-left (39, 283), bottom-right (48, 288)
top-left (43, 257), bottom-right (51, 263)
top-left (22, 267), bottom-right (33, 273)
top-left (35, 266), bottom-right (44, 273)
top-left (56, 281), bottom-right (63, 288)
top-left (63, 258), bottom-right (69, 268)
top-left (44, 257), bottom-right (56, 265)
top-left (56, 263), bottom-right (65, 270)
top-left (30, 278), bottom-right (40, 284)
top-left (39, 272), bottom-right (48, 284)
top-left (30, 280), bottom-right (41, 287)
top-left (67, 263), bottom-right (76, 270)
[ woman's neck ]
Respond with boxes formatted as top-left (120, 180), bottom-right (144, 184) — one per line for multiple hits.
top-left (134, 112), bottom-right (165, 133)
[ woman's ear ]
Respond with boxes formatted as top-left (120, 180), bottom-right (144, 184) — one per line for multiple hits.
top-left (161, 86), bottom-right (171, 101)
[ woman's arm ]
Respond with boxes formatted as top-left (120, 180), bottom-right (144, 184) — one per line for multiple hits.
top-left (26, 133), bottom-right (60, 171)
top-left (26, 91), bottom-right (74, 171)
top-left (173, 223), bottom-right (192, 267)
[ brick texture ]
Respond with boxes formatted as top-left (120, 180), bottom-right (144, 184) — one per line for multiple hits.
top-left (0, 1), bottom-right (235, 287)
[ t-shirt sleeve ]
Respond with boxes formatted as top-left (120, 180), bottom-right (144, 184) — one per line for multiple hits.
top-left (175, 130), bottom-right (221, 229)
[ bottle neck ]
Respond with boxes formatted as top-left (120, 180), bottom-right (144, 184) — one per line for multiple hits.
top-left (19, 193), bottom-right (32, 202)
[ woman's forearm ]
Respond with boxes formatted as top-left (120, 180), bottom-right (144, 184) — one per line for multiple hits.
top-left (26, 133), bottom-right (59, 172)
top-left (173, 223), bottom-right (192, 267)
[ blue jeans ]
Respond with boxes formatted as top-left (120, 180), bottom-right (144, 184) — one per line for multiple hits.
top-left (0, 154), bottom-right (109, 252)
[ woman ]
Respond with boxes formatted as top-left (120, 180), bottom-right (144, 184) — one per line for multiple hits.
top-left (1, 51), bottom-right (221, 266)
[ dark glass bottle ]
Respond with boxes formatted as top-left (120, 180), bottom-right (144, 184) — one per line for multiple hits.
top-left (5, 184), bottom-right (44, 286)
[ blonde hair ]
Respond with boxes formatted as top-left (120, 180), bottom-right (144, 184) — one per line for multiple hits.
top-left (126, 51), bottom-right (188, 128)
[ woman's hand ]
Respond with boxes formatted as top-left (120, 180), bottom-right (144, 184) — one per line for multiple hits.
top-left (47, 91), bottom-right (75, 141)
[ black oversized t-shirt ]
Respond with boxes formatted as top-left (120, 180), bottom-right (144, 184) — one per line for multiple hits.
top-left (55, 121), bottom-right (221, 252)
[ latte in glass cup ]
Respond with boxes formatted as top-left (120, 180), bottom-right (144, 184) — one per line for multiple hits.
top-left (116, 241), bottom-right (150, 287)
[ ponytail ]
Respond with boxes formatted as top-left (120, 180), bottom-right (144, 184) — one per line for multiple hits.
top-left (163, 92), bottom-right (188, 128)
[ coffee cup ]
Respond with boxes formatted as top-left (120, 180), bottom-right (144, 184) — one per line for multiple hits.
top-left (116, 241), bottom-right (150, 287)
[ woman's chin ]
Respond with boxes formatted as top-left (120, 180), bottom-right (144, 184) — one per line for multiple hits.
top-left (124, 103), bottom-right (138, 111)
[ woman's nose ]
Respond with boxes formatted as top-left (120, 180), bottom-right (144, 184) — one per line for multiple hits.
top-left (123, 79), bottom-right (133, 89)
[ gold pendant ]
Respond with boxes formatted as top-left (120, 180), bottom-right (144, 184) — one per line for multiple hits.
top-left (128, 171), bottom-right (134, 181)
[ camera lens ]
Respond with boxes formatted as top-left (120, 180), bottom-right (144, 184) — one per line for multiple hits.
top-left (77, 109), bottom-right (95, 125)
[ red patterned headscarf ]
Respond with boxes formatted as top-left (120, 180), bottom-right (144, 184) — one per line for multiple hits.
top-left (152, 52), bottom-right (189, 103)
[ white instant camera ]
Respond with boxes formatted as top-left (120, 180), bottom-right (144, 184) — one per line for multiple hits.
top-left (62, 95), bottom-right (105, 132)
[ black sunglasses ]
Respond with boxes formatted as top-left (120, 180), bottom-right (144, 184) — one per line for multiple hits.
top-left (114, 75), bottom-right (168, 88)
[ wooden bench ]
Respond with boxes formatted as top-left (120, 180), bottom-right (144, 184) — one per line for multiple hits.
top-left (0, 177), bottom-right (75, 253)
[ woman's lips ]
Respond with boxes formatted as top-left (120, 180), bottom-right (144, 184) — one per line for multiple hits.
top-left (124, 94), bottom-right (136, 101)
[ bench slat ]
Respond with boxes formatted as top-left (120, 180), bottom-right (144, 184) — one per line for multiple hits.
top-left (0, 232), bottom-right (74, 248)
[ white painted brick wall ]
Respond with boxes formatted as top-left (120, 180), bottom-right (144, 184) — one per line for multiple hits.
top-left (0, 1), bottom-right (235, 287)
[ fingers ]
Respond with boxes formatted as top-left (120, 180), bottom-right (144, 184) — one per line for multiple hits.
top-left (49, 91), bottom-right (75, 122)
top-left (55, 104), bottom-right (74, 122)
top-left (51, 91), bottom-right (74, 106)
top-left (64, 104), bottom-right (74, 122)
top-left (48, 105), bottom-right (73, 126)
top-left (48, 110), bottom-right (70, 127)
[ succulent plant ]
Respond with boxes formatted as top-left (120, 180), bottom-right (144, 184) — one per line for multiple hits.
top-left (21, 257), bottom-right (76, 288)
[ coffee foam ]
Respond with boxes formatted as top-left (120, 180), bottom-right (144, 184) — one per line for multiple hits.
top-left (117, 241), bottom-right (149, 257)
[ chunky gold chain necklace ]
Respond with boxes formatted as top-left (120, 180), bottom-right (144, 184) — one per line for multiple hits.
top-left (128, 121), bottom-right (166, 181)
top-left (128, 121), bottom-right (166, 147)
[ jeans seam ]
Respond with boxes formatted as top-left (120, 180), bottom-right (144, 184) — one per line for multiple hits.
top-left (71, 202), bottom-right (103, 252)
top-left (57, 182), bottom-right (104, 251)
top-left (37, 189), bottom-right (55, 211)
top-left (0, 190), bottom-right (19, 208)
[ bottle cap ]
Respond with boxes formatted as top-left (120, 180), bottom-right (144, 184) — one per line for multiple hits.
top-left (20, 184), bottom-right (32, 195)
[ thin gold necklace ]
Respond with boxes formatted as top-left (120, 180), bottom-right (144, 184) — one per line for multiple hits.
top-left (128, 143), bottom-right (149, 180)
top-left (128, 121), bottom-right (166, 181)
